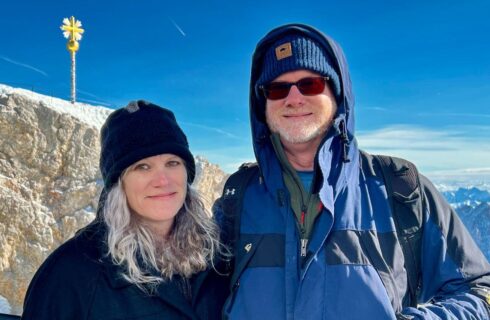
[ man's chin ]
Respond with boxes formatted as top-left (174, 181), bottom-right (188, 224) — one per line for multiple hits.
top-left (278, 129), bottom-right (322, 144)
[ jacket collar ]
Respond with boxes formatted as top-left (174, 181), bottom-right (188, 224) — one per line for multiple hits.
top-left (101, 250), bottom-right (212, 319)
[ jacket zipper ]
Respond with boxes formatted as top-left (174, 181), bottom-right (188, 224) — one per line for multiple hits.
top-left (300, 204), bottom-right (308, 257)
top-left (299, 167), bottom-right (317, 258)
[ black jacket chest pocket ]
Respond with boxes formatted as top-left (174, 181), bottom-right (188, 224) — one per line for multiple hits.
top-left (89, 283), bottom-right (190, 320)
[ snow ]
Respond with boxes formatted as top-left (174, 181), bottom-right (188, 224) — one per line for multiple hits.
top-left (450, 200), bottom-right (482, 210)
top-left (84, 205), bottom-right (96, 214)
top-left (435, 182), bottom-right (490, 193)
top-left (0, 295), bottom-right (11, 313)
top-left (0, 83), bottom-right (113, 129)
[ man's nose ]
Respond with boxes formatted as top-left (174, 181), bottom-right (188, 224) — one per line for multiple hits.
top-left (284, 85), bottom-right (305, 106)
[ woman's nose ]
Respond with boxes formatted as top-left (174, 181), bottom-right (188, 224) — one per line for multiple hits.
top-left (152, 169), bottom-right (170, 186)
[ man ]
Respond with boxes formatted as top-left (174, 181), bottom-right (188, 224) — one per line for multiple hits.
top-left (215, 24), bottom-right (490, 319)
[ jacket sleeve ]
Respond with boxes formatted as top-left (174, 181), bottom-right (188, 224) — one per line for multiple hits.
top-left (400, 175), bottom-right (490, 319)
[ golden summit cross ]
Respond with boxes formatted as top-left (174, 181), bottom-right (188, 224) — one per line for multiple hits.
top-left (61, 16), bottom-right (84, 42)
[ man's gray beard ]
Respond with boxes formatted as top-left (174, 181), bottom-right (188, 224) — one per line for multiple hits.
top-left (269, 120), bottom-right (331, 144)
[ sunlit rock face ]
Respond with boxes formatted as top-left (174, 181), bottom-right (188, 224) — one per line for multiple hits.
top-left (0, 86), bottom-right (111, 314)
top-left (194, 155), bottom-right (228, 209)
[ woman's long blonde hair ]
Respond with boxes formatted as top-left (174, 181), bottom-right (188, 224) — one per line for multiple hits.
top-left (103, 174), bottom-right (226, 291)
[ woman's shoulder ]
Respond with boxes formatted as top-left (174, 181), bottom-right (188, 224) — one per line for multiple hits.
top-left (24, 223), bottom-right (106, 298)
top-left (22, 222), bottom-right (109, 318)
top-left (43, 222), bottom-right (105, 271)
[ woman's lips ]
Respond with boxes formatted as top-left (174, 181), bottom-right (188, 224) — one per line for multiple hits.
top-left (146, 192), bottom-right (177, 199)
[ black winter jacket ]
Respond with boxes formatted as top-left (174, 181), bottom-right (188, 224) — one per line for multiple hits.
top-left (22, 222), bottom-right (228, 319)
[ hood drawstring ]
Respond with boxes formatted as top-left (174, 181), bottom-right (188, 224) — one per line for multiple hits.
top-left (338, 119), bottom-right (350, 163)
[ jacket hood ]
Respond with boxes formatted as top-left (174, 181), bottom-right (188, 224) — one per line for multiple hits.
top-left (251, 24), bottom-right (354, 125)
top-left (250, 24), bottom-right (355, 152)
top-left (249, 24), bottom-right (357, 193)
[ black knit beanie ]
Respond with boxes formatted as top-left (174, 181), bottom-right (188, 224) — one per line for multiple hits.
top-left (256, 33), bottom-right (341, 101)
top-left (99, 100), bottom-right (195, 190)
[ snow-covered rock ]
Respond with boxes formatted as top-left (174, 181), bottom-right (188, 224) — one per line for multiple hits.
top-left (0, 84), bottom-right (112, 314)
top-left (442, 187), bottom-right (490, 208)
top-left (454, 202), bottom-right (490, 261)
top-left (439, 186), bottom-right (490, 260)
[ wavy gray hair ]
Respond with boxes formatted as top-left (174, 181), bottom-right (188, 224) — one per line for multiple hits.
top-left (103, 175), bottom-right (226, 291)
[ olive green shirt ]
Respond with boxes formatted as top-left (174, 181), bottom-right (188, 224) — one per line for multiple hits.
top-left (270, 134), bottom-right (322, 245)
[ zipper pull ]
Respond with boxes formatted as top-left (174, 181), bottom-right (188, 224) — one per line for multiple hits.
top-left (300, 238), bottom-right (308, 257)
top-left (300, 205), bottom-right (307, 225)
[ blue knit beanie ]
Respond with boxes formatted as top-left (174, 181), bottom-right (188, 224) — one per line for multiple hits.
top-left (100, 100), bottom-right (195, 190)
top-left (256, 34), bottom-right (341, 100)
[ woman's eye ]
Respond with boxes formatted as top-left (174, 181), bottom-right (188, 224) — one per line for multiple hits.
top-left (167, 160), bottom-right (182, 167)
top-left (134, 163), bottom-right (150, 170)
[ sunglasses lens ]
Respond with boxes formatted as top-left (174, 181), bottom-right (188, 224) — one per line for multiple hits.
top-left (263, 83), bottom-right (291, 100)
top-left (262, 77), bottom-right (327, 100)
top-left (298, 77), bottom-right (326, 95)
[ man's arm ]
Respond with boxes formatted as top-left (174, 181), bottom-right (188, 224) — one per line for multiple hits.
top-left (400, 175), bottom-right (490, 319)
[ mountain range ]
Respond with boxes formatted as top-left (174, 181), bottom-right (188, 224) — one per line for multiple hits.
top-left (441, 187), bottom-right (490, 260)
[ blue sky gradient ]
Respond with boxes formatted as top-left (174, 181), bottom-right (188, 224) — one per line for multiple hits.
top-left (1, 0), bottom-right (489, 181)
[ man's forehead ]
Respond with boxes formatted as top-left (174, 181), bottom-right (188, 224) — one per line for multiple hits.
top-left (272, 69), bottom-right (322, 82)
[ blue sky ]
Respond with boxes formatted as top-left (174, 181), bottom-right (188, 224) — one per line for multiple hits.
top-left (1, 0), bottom-right (489, 182)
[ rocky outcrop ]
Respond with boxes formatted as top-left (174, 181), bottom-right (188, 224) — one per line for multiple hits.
top-left (0, 85), bottom-right (227, 315)
top-left (0, 86), bottom-right (109, 315)
top-left (195, 155), bottom-right (228, 208)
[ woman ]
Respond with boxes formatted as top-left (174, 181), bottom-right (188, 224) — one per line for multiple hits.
top-left (23, 100), bottom-right (229, 319)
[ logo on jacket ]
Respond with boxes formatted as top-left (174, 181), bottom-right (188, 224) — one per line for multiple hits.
top-left (225, 188), bottom-right (236, 196)
top-left (244, 243), bottom-right (252, 252)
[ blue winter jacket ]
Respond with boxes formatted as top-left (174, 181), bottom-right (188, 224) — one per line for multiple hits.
top-left (215, 24), bottom-right (490, 320)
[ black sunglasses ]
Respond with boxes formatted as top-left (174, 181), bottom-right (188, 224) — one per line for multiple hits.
top-left (259, 76), bottom-right (329, 100)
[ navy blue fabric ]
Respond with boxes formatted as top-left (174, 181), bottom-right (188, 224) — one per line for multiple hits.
top-left (256, 34), bottom-right (341, 102)
top-left (216, 23), bottom-right (490, 320)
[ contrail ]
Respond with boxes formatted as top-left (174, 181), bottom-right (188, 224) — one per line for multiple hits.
top-left (168, 17), bottom-right (186, 37)
top-left (0, 55), bottom-right (49, 77)
top-left (76, 88), bottom-right (103, 99)
top-left (181, 122), bottom-right (245, 140)
top-left (77, 97), bottom-right (114, 107)
top-left (76, 88), bottom-right (113, 106)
